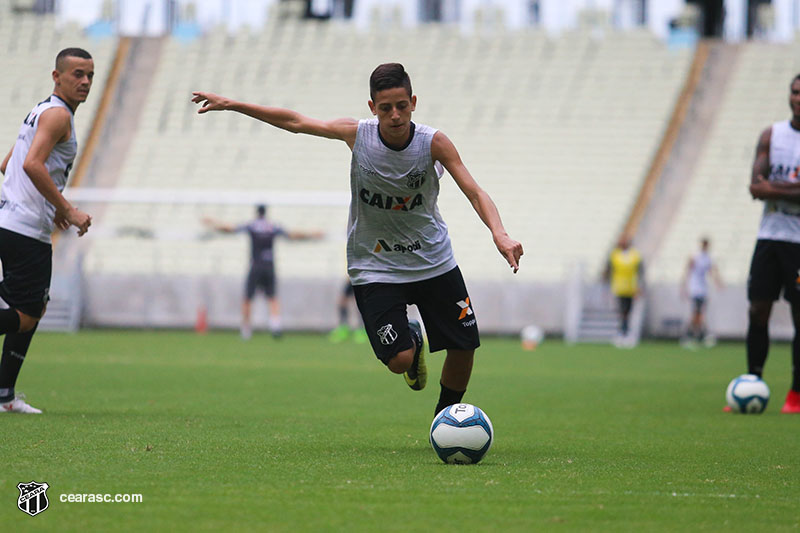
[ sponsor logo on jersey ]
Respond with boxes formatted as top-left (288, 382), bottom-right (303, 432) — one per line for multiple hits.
top-left (769, 164), bottom-right (800, 182)
top-left (22, 112), bottom-right (37, 128)
top-left (405, 170), bottom-right (426, 189)
top-left (358, 163), bottom-right (380, 178)
top-left (359, 188), bottom-right (423, 211)
top-left (373, 239), bottom-right (422, 254)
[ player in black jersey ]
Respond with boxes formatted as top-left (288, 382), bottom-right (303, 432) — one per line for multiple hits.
top-left (205, 205), bottom-right (322, 339)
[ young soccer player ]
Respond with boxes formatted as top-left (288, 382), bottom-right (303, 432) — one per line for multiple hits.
top-left (741, 73), bottom-right (800, 414)
top-left (192, 63), bottom-right (523, 414)
top-left (0, 48), bottom-right (94, 413)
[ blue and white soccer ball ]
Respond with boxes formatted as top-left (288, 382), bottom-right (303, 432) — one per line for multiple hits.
top-left (726, 374), bottom-right (770, 414)
top-left (429, 403), bottom-right (493, 464)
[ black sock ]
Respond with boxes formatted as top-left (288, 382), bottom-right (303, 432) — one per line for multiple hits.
top-left (746, 321), bottom-right (769, 377)
top-left (620, 317), bottom-right (629, 335)
top-left (792, 333), bottom-right (800, 392)
top-left (0, 324), bottom-right (38, 401)
top-left (338, 305), bottom-right (347, 325)
top-left (0, 308), bottom-right (20, 335)
top-left (435, 383), bottom-right (466, 416)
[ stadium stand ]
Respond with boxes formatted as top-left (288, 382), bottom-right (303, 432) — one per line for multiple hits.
top-left (82, 13), bottom-right (693, 286)
top-left (0, 11), bottom-right (116, 170)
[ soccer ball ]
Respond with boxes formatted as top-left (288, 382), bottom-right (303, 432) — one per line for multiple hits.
top-left (725, 374), bottom-right (770, 414)
top-left (520, 324), bottom-right (544, 350)
top-left (429, 403), bottom-right (493, 464)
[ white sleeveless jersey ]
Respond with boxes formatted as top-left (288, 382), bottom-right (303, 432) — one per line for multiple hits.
top-left (347, 119), bottom-right (457, 284)
top-left (757, 120), bottom-right (800, 243)
top-left (0, 95), bottom-right (77, 243)
top-left (688, 251), bottom-right (712, 298)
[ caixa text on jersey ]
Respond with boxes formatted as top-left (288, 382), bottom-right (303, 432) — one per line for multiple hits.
top-left (359, 188), bottom-right (424, 211)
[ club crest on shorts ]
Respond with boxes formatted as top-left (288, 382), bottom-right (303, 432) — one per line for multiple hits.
top-left (17, 481), bottom-right (49, 517)
top-left (377, 324), bottom-right (398, 345)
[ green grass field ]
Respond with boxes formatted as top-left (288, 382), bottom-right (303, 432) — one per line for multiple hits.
top-left (1, 331), bottom-right (798, 531)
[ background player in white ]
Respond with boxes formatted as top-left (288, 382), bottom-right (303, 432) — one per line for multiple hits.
top-left (0, 48), bottom-right (93, 413)
top-left (680, 237), bottom-right (723, 347)
top-left (204, 204), bottom-right (322, 339)
top-left (742, 73), bottom-right (800, 414)
top-left (192, 63), bottom-right (523, 415)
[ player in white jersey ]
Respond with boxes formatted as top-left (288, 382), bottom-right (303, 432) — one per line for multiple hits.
top-left (0, 48), bottom-right (93, 414)
top-left (742, 73), bottom-right (800, 413)
top-left (192, 63), bottom-right (523, 415)
top-left (680, 237), bottom-right (722, 347)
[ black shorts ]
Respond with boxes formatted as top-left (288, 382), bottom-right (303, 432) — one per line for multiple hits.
top-left (691, 296), bottom-right (706, 314)
top-left (245, 263), bottom-right (276, 299)
top-left (617, 296), bottom-right (633, 315)
top-left (0, 228), bottom-right (52, 318)
top-left (748, 239), bottom-right (800, 304)
top-left (353, 266), bottom-right (480, 365)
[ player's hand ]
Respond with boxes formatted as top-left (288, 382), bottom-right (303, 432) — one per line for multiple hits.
top-left (191, 92), bottom-right (230, 114)
top-left (749, 175), bottom-right (772, 199)
top-left (53, 210), bottom-right (70, 231)
top-left (64, 207), bottom-right (92, 236)
top-left (494, 233), bottom-right (523, 273)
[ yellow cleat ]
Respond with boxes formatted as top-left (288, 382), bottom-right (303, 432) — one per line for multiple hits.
top-left (403, 320), bottom-right (426, 391)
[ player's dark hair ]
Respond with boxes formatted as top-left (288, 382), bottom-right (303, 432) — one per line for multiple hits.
top-left (793, 73), bottom-right (800, 86)
top-left (256, 205), bottom-right (267, 217)
top-left (369, 63), bottom-right (412, 101)
top-left (55, 48), bottom-right (92, 71)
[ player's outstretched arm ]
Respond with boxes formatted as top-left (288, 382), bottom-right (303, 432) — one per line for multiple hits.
top-left (286, 229), bottom-right (325, 240)
top-left (23, 108), bottom-right (91, 236)
top-left (202, 216), bottom-right (236, 233)
top-left (191, 92), bottom-right (358, 147)
top-left (431, 131), bottom-right (523, 273)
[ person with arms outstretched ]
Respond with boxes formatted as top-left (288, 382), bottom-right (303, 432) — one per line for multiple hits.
top-left (0, 48), bottom-right (94, 413)
top-left (204, 204), bottom-right (322, 339)
top-left (192, 63), bottom-right (523, 414)
top-left (741, 73), bottom-right (800, 414)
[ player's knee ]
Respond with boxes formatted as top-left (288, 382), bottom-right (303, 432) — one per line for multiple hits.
top-left (16, 311), bottom-right (40, 332)
top-left (387, 349), bottom-right (413, 374)
top-left (748, 302), bottom-right (771, 325)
